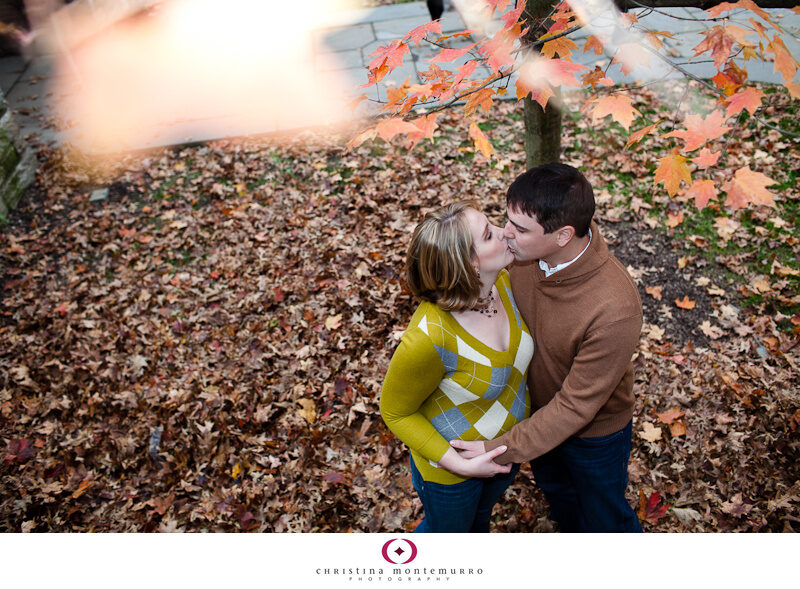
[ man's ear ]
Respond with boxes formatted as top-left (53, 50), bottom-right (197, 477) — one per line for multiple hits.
top-left (556, 226), bottom-right (575, 247)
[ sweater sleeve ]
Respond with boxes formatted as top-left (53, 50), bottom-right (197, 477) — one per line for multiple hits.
top-left (379, 327), bottom-right (451, 464)
top-left (484, 313), bottom-right (641, 463)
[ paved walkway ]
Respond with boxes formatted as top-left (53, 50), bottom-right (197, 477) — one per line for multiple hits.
top-left (0, 1), bottom-right (798, 151)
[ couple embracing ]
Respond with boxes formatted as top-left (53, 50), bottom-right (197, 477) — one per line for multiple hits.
top-left (380, 163), bottom-right (643, 533)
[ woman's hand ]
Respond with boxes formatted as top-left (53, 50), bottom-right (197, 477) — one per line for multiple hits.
top-left (436, 446), bottom-right (512, 478)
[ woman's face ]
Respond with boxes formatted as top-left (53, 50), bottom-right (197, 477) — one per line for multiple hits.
top-left (463, 207), bottom-right (514, 277)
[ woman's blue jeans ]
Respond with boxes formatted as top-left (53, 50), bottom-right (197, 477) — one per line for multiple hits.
top-left (410, 456), bottom-right (519, 533)
top-left (531, 419), bottom-right (642, 533)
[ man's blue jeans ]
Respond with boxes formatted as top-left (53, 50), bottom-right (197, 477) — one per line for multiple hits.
top-left (531, 419), bottom-right (641, 532)
top-left (410, 456), bottom-right (519, 533)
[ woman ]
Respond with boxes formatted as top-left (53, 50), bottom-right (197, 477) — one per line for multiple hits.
top-left (380, 201), bottom-right (534, 533)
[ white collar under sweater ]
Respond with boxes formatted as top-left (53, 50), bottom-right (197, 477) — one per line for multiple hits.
top-left (538, 229), bottom-right (592, 278)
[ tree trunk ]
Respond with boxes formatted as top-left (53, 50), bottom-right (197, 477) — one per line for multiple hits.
top-left (523, 94), bottom-right (562, 169)
top-left (521, 0), bottom-right (562, 169)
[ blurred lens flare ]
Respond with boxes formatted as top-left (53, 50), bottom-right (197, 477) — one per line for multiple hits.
top-left (45, 0), bottom-right (358, 151)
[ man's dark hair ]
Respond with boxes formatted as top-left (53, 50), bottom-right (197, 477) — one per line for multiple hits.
top-left (506, 163), bottom-right (595, 237)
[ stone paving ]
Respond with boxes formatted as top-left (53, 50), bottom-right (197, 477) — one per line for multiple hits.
top-left (0, 1), bottom-right (798, 151)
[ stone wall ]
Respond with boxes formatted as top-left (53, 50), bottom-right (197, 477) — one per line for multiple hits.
top-left (0, 87), bottom-right (36, 218)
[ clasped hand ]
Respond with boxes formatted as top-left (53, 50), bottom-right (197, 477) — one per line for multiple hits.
top-left (436, 440), bottom-right (510, 478)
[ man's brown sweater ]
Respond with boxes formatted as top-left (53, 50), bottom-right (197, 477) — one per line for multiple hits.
top-left (485, 221), bottom-right (642, 464)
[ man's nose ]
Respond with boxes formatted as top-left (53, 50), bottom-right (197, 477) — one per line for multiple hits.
top-left (502, 222), bottom-right (514, 239)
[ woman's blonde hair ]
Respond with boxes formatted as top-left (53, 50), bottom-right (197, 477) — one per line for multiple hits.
top-left (405, 201), bottom-right (482, 312)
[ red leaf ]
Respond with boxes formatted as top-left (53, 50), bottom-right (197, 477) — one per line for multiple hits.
top-left (368, 40), bottom-right (410, 72)
top-left (429, 41), bottom-right (480, 63)
top-left (638, 491), bottom-right (669, 525)
top-left (403, 20), bottom-right (442, 45)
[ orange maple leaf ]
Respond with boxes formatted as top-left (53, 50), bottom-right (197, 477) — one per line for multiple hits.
top-left (675, 296), bottom-right (696, 310)
top-left (375, 118), bottom-right (422, 142)
top-left (786, 82), bottom-right (800, 100)
top-left (581, 66), bottom-right (614, 89)
top-left (464, 87), bottom-right (495, 116)
top-left (589, 95), bottom-right (641, 130)
top-left (686, 179), bottom-right (717, 209)
top-left (527, 57), bottom-right (588, 88)
top-left (405, 113), bottom-right (440, 150)
top-left (516, 77), bottom-right (554, 109)
top-left (707, 0), bottom-right (781, 30)
top-left (725, 87), bottom-right (764, 117)
top-left (626, 121), bottom-right (660, 148)
top-left (486, 0), bottom-right (513, 12)
top-left (368, 40), bottom-right (410, 72)
top-left (583, 35), bottom-right (604, 55)
top-left (657, 406), bottom-right (685, 425)
top-left (403, 20), bottom-right (442, 45)
top-left (692, 26), bottom-right (737, 70)
top-left (469, 122), bottom-right (495, 160)
top-left (654, 152), bottom-right (691, 196)
top-left (711, 71), bottom-right (740, 96)
top-left (430, 41), bottom-right (480, 63)
top-left (691, 149), bottom-right (721, 169)
top-left (722, 166), bottom-right (776, 210)
top-left (439, 61), bottom-right (477, 101)
top-left (346, 127), bottom-right (377, 150)
top-left (768, 36), bottom-right (798, 82)
top-left (480, 29), bottom-right (517, 74)
top-left (664, 110), bottom-right (731, 152)
top-left (541, 36), bottom-right (579, 59)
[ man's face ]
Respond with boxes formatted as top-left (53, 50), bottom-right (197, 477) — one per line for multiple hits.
top-left (503, 206), bottom-right (560, 263)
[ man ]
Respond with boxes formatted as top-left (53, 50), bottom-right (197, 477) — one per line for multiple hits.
top-left (452, 163), bottom-right (643, 532)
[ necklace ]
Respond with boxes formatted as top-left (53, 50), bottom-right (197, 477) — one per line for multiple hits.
top-left (472, 288), bottom-right (498, 316)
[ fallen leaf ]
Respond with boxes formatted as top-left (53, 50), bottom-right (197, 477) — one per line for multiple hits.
top-left (639, 422), bottom-right (663, 442)
top-left (297, 399), bottom-right (317, 424)
top-left (675, 296), bottom-right (696, 310)
top-left (699, 320), bottom-right (724, 339)
top-left (72, 479), bottom-right (95, 499)
top-left (645, 285), bottom-right (663, 300)
top-left (669, 421), bottom-right (687, 437)
top-left (657, 406), bottom-right (685, 425)
top-left (325, 314), bottom-right (343, 330)
top-left (638, 491), bottom-right (669, 525)
top-left (671, 507), bottom-right (702, 525)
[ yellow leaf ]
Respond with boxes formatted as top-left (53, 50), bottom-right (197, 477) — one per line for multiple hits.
top-left (232, 462), bottom-right (243, 479)
top-left (469, 123), bottom-right (495, 160)
top-left (541, 36), bottom-right (579, 59)
top-left (325, 314), bottom-right (343, 330)
top-left (654, 152), bottom-right (691, 196)
top-left (297, 399), bottom-right (317, 424)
